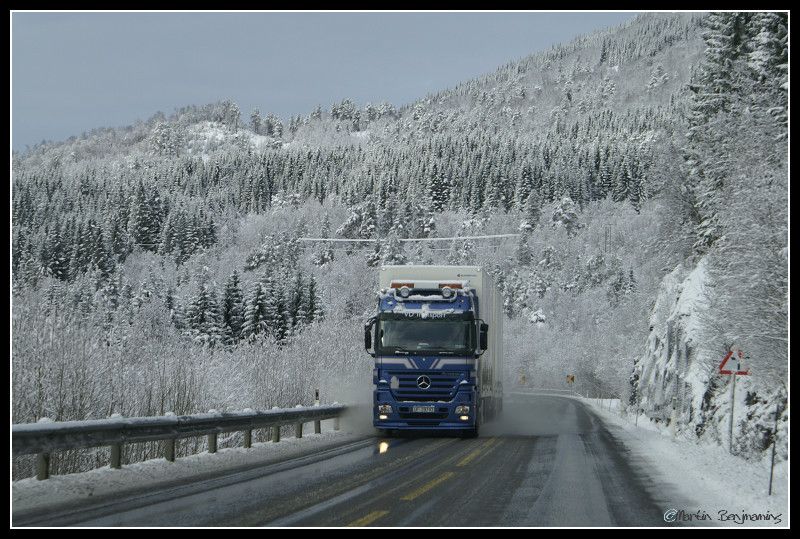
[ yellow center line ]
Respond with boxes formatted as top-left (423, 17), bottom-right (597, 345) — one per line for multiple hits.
top-left (346, 510), bottom-right (390, 527)
top-left (456, 437), bottom-right (497, 467)
top-left (400, 471), bottom-right (456, 501)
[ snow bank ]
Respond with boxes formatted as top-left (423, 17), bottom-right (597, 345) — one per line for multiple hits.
top-left (583, 399), bottom-right (788, 527)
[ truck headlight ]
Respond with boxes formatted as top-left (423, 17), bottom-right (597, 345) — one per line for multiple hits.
top-left (455, 405), bottom-right (470, 415)
top-left (378, 404), bottom-right (393, 414)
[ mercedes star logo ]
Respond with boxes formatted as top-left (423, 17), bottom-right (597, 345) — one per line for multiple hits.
top-left (417, 375), bottom-right (431, 389)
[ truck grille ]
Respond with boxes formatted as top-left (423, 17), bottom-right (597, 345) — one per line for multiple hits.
top-left (389, 371), bottom-right (461, 402)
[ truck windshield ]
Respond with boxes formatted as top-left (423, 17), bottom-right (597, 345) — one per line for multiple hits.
top-left (376, 316), bottom-right (475, 355)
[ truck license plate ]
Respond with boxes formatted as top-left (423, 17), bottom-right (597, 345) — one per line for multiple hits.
top-left (412, 406), bottom-right (435, 413)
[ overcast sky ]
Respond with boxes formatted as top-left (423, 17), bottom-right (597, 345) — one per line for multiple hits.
top-left (12, 11), bottom-right (636, 151)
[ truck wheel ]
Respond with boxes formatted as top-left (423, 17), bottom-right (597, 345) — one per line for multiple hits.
top-left (462, 424), bottom-right (479, 438)
top-left (462, 409), bottom-right (480, 438)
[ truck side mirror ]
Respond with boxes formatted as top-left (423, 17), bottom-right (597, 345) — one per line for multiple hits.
top-left (479, 323), bottom-right (489, 351)
top-left (364, 317), bottom-right (376, 355)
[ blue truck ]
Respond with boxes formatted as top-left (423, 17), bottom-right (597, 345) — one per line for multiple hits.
top-left (364, 266), bottom-right (503, 437)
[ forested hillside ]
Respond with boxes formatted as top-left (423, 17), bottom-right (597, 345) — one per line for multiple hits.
top-left (11, 12), bottom-right (787, 478)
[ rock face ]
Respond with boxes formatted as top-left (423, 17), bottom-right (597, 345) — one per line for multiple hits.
top-left (631, 258), bottom-right (786, 460)
top-left (632, 260), bottom-right (707, 427)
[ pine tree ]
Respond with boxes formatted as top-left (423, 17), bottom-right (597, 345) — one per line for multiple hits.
top-left (428, 164), bottom-right (450, 211)
top-left (185, 278), bottom-right (222, 346)
top-left (606, 269), bottom-right (627, 305)
top-left (127, 181), bottom-right (154, 250)
top-left (747, 12), bottom-right (788, 134)
top-left (241, 281), bottom-right (265, 341)
top-left (43, 221), bottom-right (69, 280)
top-left (627, 268), bottom-right (637, 293)
top-left (221, 270), bottom-right (245, 344)
top-left (686, 12), bottom-right (757, 254)
top-left (521, 188), bottom-right (542, 231)
top-left (598, 151), bottom-right (613, 199)
top-left (104, 213), bottom-right (127, 261)
top-left (613, 155), bottom-right (632, 203)
top-left (305, 276), bottom-right (324, 323)
top-left (270, 279), bottom-right (289, 343)
top-left (515, 230), bottom-right (533, 266)
top-left (379, 229), bottom-right (407, 266)
top-left (690, 12), bottom-right (754, 121)
top-left (313, 213), bottom-right (334, 266)
top-left (289, 273), bottom-right (306, 328)
top-left (647, 64), bottom-right (667, 90)
top-left (551, 196), bottom-right (580, 237)
top-left (250, 108), bottom-right (262, 134)
top-left (629, 173), bottom-right (645, 213)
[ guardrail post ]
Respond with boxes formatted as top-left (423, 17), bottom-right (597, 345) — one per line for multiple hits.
top-left (244, 429), bottom-right (252, 448)
top-left (334, 417), bottom-right (340, 431)
top-left (314, 389), bottom-right (321, 434)
top-left (295, 423), bottom-right (303, 439)
top-left (110, 443), bottom-right (122, 469)
top-left (272, 426), bottom-right (280, 443)
top-left (36, 453), bottom-right (50, 480)
top-left (165, 439), bottom-right (176, 462)
top-left (208, 433), bottom-right (217, 453)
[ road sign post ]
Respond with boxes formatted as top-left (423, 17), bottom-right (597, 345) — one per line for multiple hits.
top-left (719, 348), bottom-right (749, 455)
top-left (728, 372), bottom-right (736, 453)
top-left (768, 403), bottom-right (781, 496)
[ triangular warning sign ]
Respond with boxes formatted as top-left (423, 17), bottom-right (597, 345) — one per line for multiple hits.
top-left (719, 349), bottom-right (750, 375)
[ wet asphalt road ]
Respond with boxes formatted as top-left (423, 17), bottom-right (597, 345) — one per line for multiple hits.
top-left (15, 394), bottom-right (678, 527)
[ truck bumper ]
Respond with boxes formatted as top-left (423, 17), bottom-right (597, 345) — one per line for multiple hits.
top-left (373, 392), bottom-right (476, 431)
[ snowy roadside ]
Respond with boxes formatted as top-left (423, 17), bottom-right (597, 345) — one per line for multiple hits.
top-left (582, 398), bottom-right (789, 528)
top-left (12, 420), bottom-right (366, 518)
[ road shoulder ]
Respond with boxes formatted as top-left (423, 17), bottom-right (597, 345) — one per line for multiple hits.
top-left (13, 426), bottom-right (366, 526)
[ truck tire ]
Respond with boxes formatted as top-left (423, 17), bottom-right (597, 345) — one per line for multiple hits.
top-left (462, 424), bottom-right (479, 438)
top-left (462, 406), bottom-right (480, 438)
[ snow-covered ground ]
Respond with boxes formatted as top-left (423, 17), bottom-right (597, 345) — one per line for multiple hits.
top-left (12, 420), bottom-right (363, 517)
top-left (583, 398), bottom-right (788, 527)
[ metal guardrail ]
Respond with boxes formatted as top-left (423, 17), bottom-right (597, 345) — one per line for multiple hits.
top-left (13, 404), bottom-right (346, 480)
